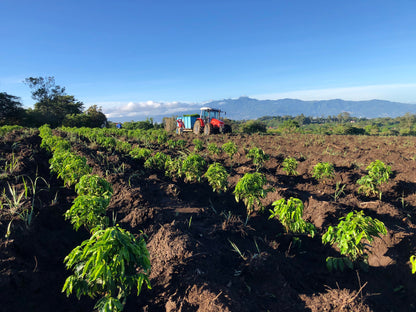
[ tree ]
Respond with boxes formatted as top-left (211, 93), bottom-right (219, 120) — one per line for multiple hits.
top-left (0, 92), bottom-right (25, 125)
top-left (63, 105), bottom-right (108, 128)
top-left (25, 76), bottom-right (84, 127)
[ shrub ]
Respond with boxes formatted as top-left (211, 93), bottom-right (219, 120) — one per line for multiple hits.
top-left (282, 157), bottom-right (298, 176)
top-left (269, 197), bottom-right (316, 237)
top-left (234, 172), bottom-right (272, 214)
top-left (241, 120), bottom-right (267, 134)
top-left (246, 147), bottom-right (269, 171)
top-left (62, 226), bottom-right (151, 311)
top-left (312, 162), bottom-right (335, 181)
top-left (322, 210), bottom-right (387, 271)
top-left (204, 163), bottom-right (228, 193)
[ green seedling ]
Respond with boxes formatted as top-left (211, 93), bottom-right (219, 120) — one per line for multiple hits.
top-left (269, 197), bottom-right (316, 237)
top-left (62, 226), bottom-right (151, 312)
top-left (204, 163), bottom-right (228, 193)
top-left (312, 162), bottom-right (335, 181)
top-left (282, 157), bottom-right (298, 176)
top-left (246, 147), bottom-right (269, 171)
top-left (322, 210), bottom-right (387, 271)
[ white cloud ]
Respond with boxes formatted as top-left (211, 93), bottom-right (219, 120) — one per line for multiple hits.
top-left (102, 100), bottom-right (199, 120)
top-left (252, 84), bottom-right (416, 104)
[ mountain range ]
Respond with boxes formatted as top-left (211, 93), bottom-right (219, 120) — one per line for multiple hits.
top-left (204, 97), bottom-right (416, 120)
top-left (110, 97), bottom-right (416, 122)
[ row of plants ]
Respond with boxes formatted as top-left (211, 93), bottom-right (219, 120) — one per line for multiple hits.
top-left (58, 127), bottom-right (415, 274)
top-left (39, 125), bottom-right (151, 312)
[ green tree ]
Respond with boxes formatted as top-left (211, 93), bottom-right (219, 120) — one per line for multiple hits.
top-left (0, 92), bottom-right (25, 125)
top-left (241, 120), bottom-right (267, 134)
top-left (25, 76), bottom-right (84, 127)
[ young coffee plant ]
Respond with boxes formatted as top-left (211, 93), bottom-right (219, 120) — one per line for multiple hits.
top-left (204, 163), bottom-right (228, 193)
top-left (207, 143), bottom-right (221, 156)
top-left (222, 141), bottom-right (238, 162)
top-left (193, 138), bottom-right (204, 152)
top-left (50, 151), bottom-right (92, 187)
top-left (75, 174), bottom-right (113, 199)
top-left (164, 157), bottom-right (183, 179)
top-left (62, 226), bottom-right (151, 312)
top-left (357, 160), bottom-right (392, 200)
top-left (181, 153), bottom-right (206, 183)
top-left (410, 255), bottom-right (416, 274)
top-left (129, 147), bottom-right (152, 160)
top-left (282, 157), bottom-right (298, 176)
top-left (144, 152), bottom-right (169, 171)
top-left (246, 147), bottom-right (270, 171)
top-left (322, 210), bottom-right (387, 271)
top-left (234, 172), bottom-right (272, 214)
top-left (64, 195), bottom-right (110, 232)
top-left (312, 162), bottom-right (335, 181)
top-left (269, 197), bottom-right (316, 237)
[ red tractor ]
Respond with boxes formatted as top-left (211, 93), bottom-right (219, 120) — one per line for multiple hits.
top-left (192, 107), bottom-right (232, 135)
top-left (176, 107), bottom-right (231, 135)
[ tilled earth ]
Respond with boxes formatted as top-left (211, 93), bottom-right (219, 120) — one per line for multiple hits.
top-left (0, 130), bottom-right (416, 312)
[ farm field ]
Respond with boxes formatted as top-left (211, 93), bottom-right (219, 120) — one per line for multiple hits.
top-left (1, 128), bottom-right (416, 312)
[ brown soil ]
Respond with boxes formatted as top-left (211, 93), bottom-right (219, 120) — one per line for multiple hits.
top-left (1, 130), bottom-right (416, 311)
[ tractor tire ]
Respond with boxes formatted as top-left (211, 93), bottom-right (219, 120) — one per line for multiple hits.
top-left (204, 123), bottom-right (213, 135)
top-left (193, 120), bottom-right (202, 134)
top-left (222, 124), bottom-right (232, 134)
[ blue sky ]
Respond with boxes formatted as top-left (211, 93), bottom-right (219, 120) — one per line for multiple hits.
top-left (1, 0), bottom-right (416, 120)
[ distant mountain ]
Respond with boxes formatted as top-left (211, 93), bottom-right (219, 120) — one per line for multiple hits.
top-left (204, 97), bottom-right (416, 120)
top-left (109, 97), bottom-right (416, 122)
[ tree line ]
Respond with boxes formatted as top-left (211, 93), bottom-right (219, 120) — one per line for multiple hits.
top-left (1, 77), bottom-right (107, 128)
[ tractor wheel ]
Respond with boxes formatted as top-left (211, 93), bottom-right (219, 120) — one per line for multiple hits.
top-left (204, 123), bottom-right (212, 135)
top-left (222, 125), bottom-right (232, 134)
top-left (193, 120), bottom-right (202, 134)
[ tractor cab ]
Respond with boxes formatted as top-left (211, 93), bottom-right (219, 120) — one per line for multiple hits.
top-left (199, 107), bottom-right (222, 123)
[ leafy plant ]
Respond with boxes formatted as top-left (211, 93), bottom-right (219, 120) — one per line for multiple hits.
top-left (144, 152), bottom-right (169, 171)
top-left (282, 157), bottom-right (298, 176)
top-left (75, 174), bottom-right (113, 199)
top-left (181, 153), bottom-right (206, 183)
top-left (204, 163), bottom-right (228, 193)
top-left (322, 210), bottom-right (387, 271)
top-left (62, 226), bottom-right (151, 312)
top-left (164, 157), bottom-right (183, 179)
top-left (176, 139), bottom-right (187, 150)
top-left (129, 147), bottom-right (152, 160)
top-left (312, 162), bottom-right (335, 181)
top-left (193, 138), bottom-right (204, 152)
top-left (269, 197), bottom-right (316, 237)
top-left (234, 172), bottom-right (272, 214)
top-left (207, 143), bottom-right (221, 156)
top-left (64, 195), bottom-right (110, 232)
top-left (410, 255), bottom-right (416, 274)
top-left (222, 141), bottom-right (238, 161)
top-left (246, 147), bottom-right (269, 171)
top-left (333, 182), bottom-right (346, 202)
top-left (357, 160), bottom-right (392, 199)
top-left (51, 151), bottom-right (92, 187)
